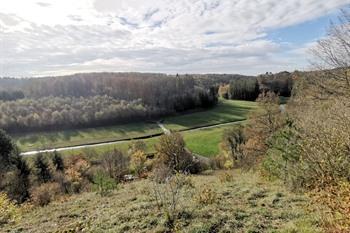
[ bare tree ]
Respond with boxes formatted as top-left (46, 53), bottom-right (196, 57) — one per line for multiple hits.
top-left (311, 8), bottom-right (350, 95)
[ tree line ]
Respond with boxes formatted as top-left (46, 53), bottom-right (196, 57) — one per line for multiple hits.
top-left (0, 75), bottom-right (217, 133)
top-left (218, 72), bottom-right (293, 101)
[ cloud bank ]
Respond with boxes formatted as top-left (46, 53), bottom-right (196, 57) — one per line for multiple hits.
top-left (0, 0), bottom-right (349, 76)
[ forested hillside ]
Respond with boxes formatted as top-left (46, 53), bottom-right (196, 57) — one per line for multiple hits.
top-left (0, 74), bottom-right (218, 133)
top-left (0, 72), bottom-right (292, 133)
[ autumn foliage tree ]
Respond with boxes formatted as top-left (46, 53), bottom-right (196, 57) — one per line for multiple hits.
top-left (155, 133), bottom-right (192, 172)
top-left (241, 92), bottom-right (284, 169)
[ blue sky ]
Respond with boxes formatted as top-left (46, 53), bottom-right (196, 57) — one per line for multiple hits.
top-left (0, 0), bottom-right (349, 77)
top-left (268, 14), bottom-right (334, 44)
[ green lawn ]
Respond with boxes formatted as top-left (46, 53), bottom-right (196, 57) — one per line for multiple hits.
top-left (15, 99), bottom-right (257, 153)
top-left (164, 99), bottom-right (257, 131)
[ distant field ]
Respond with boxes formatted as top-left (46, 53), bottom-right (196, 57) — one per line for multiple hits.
top-left (164, 99), bottom-right (256, 131)
top-left (15, 99), bottom-right (257, 153)
top-left (60, 124), bottom-right (241, 159)
top-left (15, 123), bottom-right (161, 152)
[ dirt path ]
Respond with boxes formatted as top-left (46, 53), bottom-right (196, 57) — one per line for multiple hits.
top-left (157, 122), bottom-right (171, 135)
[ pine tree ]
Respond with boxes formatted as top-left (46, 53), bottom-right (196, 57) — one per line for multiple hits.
top-left (52, 151), bottom-right (64, 171)
top-left (34, 154), bottom-right (52, 183)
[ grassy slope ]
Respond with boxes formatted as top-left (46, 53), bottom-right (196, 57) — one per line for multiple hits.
top-left (3, 171), bottom-right (321, 233)
top-left (164, 99), bottom-right (256, 131)
top-left (15, 100), bottom-right (257, 153)
top-left (14, 123), bottom-right (161, 152)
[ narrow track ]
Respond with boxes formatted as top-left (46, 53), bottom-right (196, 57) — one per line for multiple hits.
top-left (20, 120), bottom-right (246, 156)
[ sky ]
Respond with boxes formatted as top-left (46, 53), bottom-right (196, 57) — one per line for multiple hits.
top-left (0, 0), bottom-right (349, 77)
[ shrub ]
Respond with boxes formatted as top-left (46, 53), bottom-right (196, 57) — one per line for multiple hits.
top-left (218, 171), bottom-right (234, 183)
top-left (130, 150), bottom-right (147, 177)
top-left (194, 186), bottom-right (217, 205)
top-left (151, 171), bottom-right (193, 230)
top-left (262, 125), bottom-right (300, 184)
top-left (309, 182), bottom-right (350, 232)
top-left (0, 192), bottom-right (21, 226)
top-left (64, 155), bottom-right (91, 193)
top-left (155, 133), bottom-right (193, 172)
top-left (128, 141), bottom-right (146, 155)
top-left (241, 92), bottom-right (284, 169)
top-left (101, 149), bottom-right (129, 181)
top-left (30, 182), bottom-right (62, 206)
top-left (92, 170), bottom-right (118, 196)
top-left (213, 153), bottom-right (233, 170)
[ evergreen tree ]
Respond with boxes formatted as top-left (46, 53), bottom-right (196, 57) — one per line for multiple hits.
top-left (6, 155), bottom-right (31, 203)
top-left (33, 154), bottom-right (52, 183)
top-left (52, 151), bottom-right (64, 171)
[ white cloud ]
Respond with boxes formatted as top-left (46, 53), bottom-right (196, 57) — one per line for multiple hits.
top-left (0, 0), bottom-right (349, 76)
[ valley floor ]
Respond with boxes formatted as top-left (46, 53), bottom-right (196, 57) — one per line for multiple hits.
top-left (3, 170), bottom-right (322, 233)
top-left (14, 100), bottom-right (257, 154)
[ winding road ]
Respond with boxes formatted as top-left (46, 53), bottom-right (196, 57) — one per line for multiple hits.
top-left (20, 120), bottom-right (246, 156)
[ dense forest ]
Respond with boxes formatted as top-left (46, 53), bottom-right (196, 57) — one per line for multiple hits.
top-left (0, 72), bottom-right (292, 133)
top-left (0, 74), bottom-right (218, 133)
top-left (217, 71), bottom-right (294, 101)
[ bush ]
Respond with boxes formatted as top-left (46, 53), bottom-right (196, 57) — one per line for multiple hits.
top-left (155, 133), bottom-right (193, 172)
top-left (194, 186), bottom-right (217, 205)
top-left (309, 182), bottom-right (350, 232)
top-left (30, 182), bottom-right (62, 206)
top-left (151, 172), bottom-right (193, 230)
top-left (64, 155), bottom-right (91, 193)
top-left (218, 171), bottom-right (234, 183)
top-left (213, 153), bottom-right (233, 170)
top-left (240, 92), bottom-right (284, 169)
top-left (101, 149), bottom-right (129, 181)
top-left (128, 141), bottom-right (146, 156)
top-left (220, 127), bottom-right (245, 164)
top-left (130, 150), bottom-right (147, 177)
top-left (92, 170), bottom-right (118, 196)
top-left (0, 192), bottom-right (21, 226)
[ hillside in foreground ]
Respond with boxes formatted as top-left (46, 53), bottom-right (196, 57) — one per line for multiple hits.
top-left (3, 170), bottom-right (321, 233)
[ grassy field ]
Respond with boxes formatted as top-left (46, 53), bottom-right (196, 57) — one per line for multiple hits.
top-left (14, 123), bottom-right (162, 152)
top-left (15, 100), bottom-right (257, 153)
top-left (59, 123), bottom-right (240, 159)
top-left (183, 124), bottom-right (241, 157)
top-left (3, 170), bottom-right (321, 233)
top-left (164, 99), bottom-right (256, 131)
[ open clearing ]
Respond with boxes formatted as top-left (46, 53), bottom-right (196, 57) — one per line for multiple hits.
top-left (14, 123), bottom-right (162, 153)
top-left (15, 100), bottom-right (257, 153)
top-left (59, 123), bottom-right (234, 159)
top-left (3, 170), bottom-right (321, 233)
top-left (163, 99), bottom-right (256, 131)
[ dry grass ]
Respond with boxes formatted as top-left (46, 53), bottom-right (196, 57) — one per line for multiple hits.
top-left (3, 170), bottom-right (322, 233)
